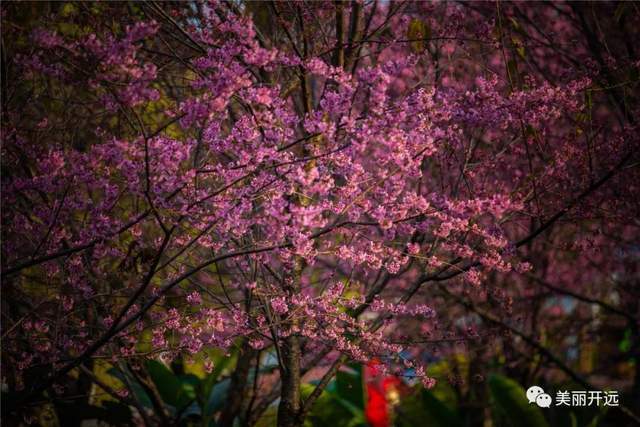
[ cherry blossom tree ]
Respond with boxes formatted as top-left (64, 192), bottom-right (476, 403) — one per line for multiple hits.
top-left (2, 1), bottom-right (638, 426)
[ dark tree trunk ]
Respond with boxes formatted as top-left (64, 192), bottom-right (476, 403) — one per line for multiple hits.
top-left (219, 340), bottom-right (257, 427)
top-left (277, 333), bottom-right (302, 427)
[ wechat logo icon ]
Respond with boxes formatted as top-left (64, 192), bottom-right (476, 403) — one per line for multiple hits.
top-left (526, 386), bottom-right (552, 408)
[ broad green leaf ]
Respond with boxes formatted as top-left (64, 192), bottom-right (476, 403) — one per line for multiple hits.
top-left (488, 374), bottom-right (549, 427)
top-left (201, 351), bottom-right (236, 406)
top-left (146, 360), bottom-right (197, 410)
top-left (396, 387), bottom-right (462, 427)
top-left (302, 382), bottom-right (364, 427)
top-left (106, 367), bottom-right (153, 408)
top-left (336, 364), bottom-right (365, 410)
top-left (205, 377), bottom-right (231, 416)
top-left (421, 389), bottom-right (464, 427)
top-left (179, 401), bottom-right (203, 421)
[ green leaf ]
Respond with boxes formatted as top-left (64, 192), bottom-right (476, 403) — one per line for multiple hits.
top-left (569, 412), bottom-right (578, 427)
top-left (301, 382), bottom-right (364, 427)
top-left (336, 364), bottom-right (364, 410)
top-left (179, 401), bottom-right (203, 421)
top-left (395, 387), bottom-right (462, 427)
top-left (179, 373), bottom-right (201, 401)
top-left (586, 406), bottom-right (608, 427)
top-left (421, 389), bottom-right (464, 427)
top-left (146, 360), bottom-right (197, 410)
top-left (200, 352), bottom-right (236, 408)
top-left (106, 367), bottom-right (153, 408)
top-left (488, 374), bottom-right (549, 427)
top-left (619, 328), bottom-right (632, 353)
top-left (205, 377), bottom-right (231, 416)
top-left (334, 395), bottom-right (364, 418)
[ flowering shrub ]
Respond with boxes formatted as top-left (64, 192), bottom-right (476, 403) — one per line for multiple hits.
top-left (2, 2), bottom-right (639, 426)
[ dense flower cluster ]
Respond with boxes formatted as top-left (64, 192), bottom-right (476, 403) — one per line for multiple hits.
top-left (2, 1), bottom-right (638, 424)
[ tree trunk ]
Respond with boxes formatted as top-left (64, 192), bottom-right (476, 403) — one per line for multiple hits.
top-left (219, 340), bottom-right (257, 427)
top-left (277, 333), bottom-right (302, 427)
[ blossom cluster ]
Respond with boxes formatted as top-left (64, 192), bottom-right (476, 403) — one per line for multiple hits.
top-left (2, 1), bottom-right (638, 401)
